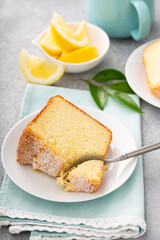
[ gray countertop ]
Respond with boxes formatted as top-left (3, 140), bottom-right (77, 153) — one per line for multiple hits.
top-left (0, 0), bottom-right (160, 239)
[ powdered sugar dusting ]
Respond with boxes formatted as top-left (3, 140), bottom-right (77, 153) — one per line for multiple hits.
top-left (66, 175), bottom-right (100, 193)
top-left (32, 141), bottom-right (65, 177)
top-left (17, 129), bottom-right (65, 177)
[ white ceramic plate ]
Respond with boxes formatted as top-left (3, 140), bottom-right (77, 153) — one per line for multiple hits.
top-left (32, 22), bottom-right (110, 73)
top-left (1, 107), bottom-right (137, 203)
top-left (125, 38), bottom-right (160, 108)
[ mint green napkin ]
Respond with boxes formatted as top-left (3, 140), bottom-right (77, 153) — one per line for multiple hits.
top-left (0, 83), bottom-right (146, 240)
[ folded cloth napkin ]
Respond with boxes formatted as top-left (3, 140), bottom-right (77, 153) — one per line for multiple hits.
top-left (0, 83), bottom-right (146, 240)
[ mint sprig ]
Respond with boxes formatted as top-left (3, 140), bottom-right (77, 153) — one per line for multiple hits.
top-left (81, 69), bottom-right (143, 113)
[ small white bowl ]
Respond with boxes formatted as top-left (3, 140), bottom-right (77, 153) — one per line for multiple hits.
top-left (32, 22), bottom-right (110, 73)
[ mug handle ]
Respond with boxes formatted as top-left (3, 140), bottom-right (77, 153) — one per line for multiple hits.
top-left (130, 0), bottom-right (151, 41)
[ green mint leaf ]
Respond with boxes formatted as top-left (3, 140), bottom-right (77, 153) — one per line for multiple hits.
top-left (108, 90), bottom-right (143, 113)
top-left (88, 82), bottom-right (108, 110)
top-left (92, 69), bottom-right (126, 82)
top-left (108, 81), bottom-right (134, 94)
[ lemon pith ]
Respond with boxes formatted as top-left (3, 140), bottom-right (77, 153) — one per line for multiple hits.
top-left (20, 49), bottom-right (65, 85)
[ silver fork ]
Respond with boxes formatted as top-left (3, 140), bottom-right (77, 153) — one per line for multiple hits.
top-left (63, 142), bottom-right (160, 174)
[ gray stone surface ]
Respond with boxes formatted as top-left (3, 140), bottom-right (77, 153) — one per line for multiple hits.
top-left (0, 0), bottom-right (160, 239)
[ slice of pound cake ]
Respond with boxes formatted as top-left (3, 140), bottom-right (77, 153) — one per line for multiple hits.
top-left (17, 95), bottom-right (112, 178)
top-left (143, 39), bottom-right (160, 98)
top-left (57, 160), bottom-right (104, 193)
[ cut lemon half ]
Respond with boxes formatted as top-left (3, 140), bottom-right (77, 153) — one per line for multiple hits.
top-left (40, 28), bottom-right (62, 58)
top-left (20, 49), bottom-right (65, 85)
top-left (58, 46), bottom-right (98, 63)
top-left (51, 12), bottom-right (89, 52)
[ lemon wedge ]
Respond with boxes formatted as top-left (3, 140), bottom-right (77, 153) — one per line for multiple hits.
top-left (51, 12), bottom-right (89, 52)
top-left (20, 49), bottom-right (65, 85)
top-left (40, 28), bottom-right (62, 58)
top-left (58, 46), bottom-right (98, 63)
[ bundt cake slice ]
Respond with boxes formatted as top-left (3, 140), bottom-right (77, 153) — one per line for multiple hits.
top-left (143, 39), bottom-right (160, 98)
top-left (17, 95), bottom-right (112, 177)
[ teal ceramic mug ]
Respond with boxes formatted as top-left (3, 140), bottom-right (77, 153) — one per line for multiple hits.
top-left (85, 0), bottom-right (154, 41)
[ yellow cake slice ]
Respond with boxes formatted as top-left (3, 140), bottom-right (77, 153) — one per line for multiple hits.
top-left (143, 39), bottom-right (160, 98)
top-left (57, 160), bottom-right (104, 192)
top-left (17, 95), bottom-right (112, 178)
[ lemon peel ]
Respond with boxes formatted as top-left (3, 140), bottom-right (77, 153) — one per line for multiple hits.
top-left (40, 28), bottom-right (62, 58)
top-left (50, 12), bottom-right (89, 52)
top-left (20, 49), bottom-right (65, 85)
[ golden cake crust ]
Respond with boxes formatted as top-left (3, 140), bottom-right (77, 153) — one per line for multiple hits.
top-left (46, 95), bottom-right (112, 158)
top-left (143, 39), bottom-right (160, 98)
top-left (27, 95), bottom-right (112, 158)
top-left (17, 95), bottom-right (112, 182)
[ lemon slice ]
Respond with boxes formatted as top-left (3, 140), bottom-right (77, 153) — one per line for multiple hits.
top-left (40, 28), bottom-right (62, 58)
top-left (58, 46), bottom-right (98, 63)
top-left (51, 12), bottom-right (89, 52)
top-left (20, 49), bottom-right (65, 85)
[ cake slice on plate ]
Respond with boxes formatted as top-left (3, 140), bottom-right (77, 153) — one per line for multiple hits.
top-left (143, 39), bottom-right (160, 98)
top-left (17, 95), bottom-right (112, 184)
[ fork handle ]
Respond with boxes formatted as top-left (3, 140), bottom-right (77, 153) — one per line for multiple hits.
top-left (107, 142), bottom-right (160, 163)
